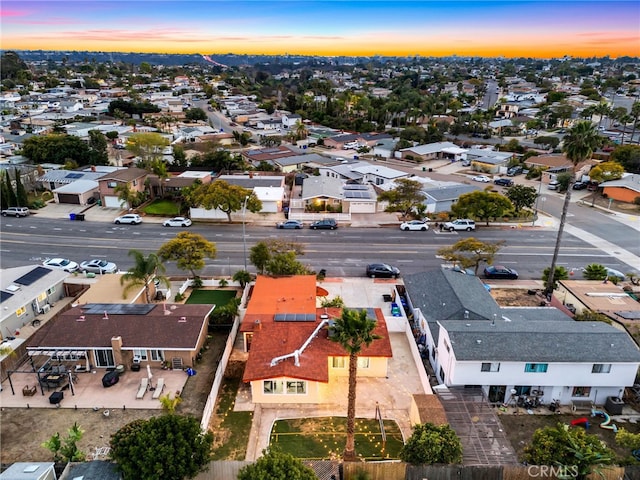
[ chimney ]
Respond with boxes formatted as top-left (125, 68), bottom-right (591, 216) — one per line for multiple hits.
top-left (254, 319), bottom-right (261, 331)
top-left (91, 165), bottom-right (96, 172)
top-left (249, 171), bottom-right (254, 178)
top-left (111, 336), bottom-right (123, 366)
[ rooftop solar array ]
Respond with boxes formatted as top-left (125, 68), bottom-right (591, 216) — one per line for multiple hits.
top-left (0, 291), bottom-right (14, 303)
top-left (343, 184), bottom-right (369, 190)
top-left (65, 172), bottom-right (83, 179)
top-left (82, 303), bottom-right (156, 315)
top-left (274, 313), bottom-right (317, 322)
top-left (14, 266), bottom-right (50, 286)
top-left (344, 190), bottom-right (371, 199)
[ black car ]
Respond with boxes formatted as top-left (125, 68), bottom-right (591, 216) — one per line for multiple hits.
top-left (483, 265), bottom-right (519, 279)
top-left (310, 219), bottom-right (338, 230)
top-left (507, 166), bottom-right (523, 176)
top-left (494, 178), bottom-right (514, 187)
top-left (573, 181), bottom-right (588, 190)
top-left (366, 263), bottom-right (400, 278)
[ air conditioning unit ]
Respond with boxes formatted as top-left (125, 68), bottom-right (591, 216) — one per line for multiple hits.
top-left (41, 304), bottom-right (51, 314)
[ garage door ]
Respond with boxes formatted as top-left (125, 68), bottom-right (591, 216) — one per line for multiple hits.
top-left (104, 196), bottom-right (124, 209)
top-left (348, 202), bottom-right (375, 213)
top-left (57, 193), bottom-right (81, 204)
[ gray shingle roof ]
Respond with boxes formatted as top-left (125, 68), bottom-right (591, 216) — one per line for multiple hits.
top-left (441, 314), bottom-right (640, 363)
top-left (423, 184), bottom-right (481, 201)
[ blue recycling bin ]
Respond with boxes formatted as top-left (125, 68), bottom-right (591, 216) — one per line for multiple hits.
top-left (69, 213), bottom-right (76, 221)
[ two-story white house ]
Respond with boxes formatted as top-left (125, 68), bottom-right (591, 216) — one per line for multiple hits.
top-left (403, 269), bottom-right (640, 407)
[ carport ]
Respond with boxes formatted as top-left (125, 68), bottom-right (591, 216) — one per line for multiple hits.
top-left (434, 386), bottom-right (518, 465)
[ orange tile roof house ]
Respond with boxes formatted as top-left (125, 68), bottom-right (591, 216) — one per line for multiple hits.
top-left (241, 275), bottom-right (392, 404)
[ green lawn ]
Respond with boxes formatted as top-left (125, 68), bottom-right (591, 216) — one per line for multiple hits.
top-left (186, 289), bottom-right (237, 305)
top-left (271, 417), bottom-right (404, 460)
top-left (142, 199), bottom-right (180, 216)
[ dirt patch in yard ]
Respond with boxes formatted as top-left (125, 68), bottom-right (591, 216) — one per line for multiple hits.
top-left (0, 333), bottom-right (227, 465)
top-left (490, 288), bottom-right (546, 307)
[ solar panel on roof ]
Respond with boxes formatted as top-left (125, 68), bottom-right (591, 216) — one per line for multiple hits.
top-left (343, 184), bottom-right (368, 190)
top-left (65, 172), bottom-right (83, 179)
top-left (0, 291), bottom-right (14, 303)
top-left (344, 191), bottom-right (371, 199)
top-left (82, 303), bottom-right (156, 315)
top-left (274, 313), bottom-right (317, 322)
top-left (14, 266), bottom-right (50, 286)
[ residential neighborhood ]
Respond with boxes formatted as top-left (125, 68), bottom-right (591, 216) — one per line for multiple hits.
top-left (1, 48), bottom-right (640, 479)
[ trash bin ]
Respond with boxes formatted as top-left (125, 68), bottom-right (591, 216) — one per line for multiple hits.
top-left (75, 213), bottom-right (85, 221)
top-left (69, 213), bottom-right (76, 221)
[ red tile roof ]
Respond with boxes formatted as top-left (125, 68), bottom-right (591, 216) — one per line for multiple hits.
top-left (243, 307), bottom-right (392, 383)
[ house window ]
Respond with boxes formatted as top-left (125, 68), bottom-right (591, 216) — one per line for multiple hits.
top-left (150, 350), bottom-right (164, 362)
top-left (286, 381), bottom-right (306, 394)
top-left (46, 286), bottom-right (56, 295)
top-left (481, 362), bottom-right (500, 372)
top-left (107, 181), bottom-right (117, 188)
top-left (439, 367), bottom-right (445, 382)
top-left (592, 364), bottom-right (611, 374)
top-left (133, 349), bottom-right (148, 361)
top-left (431, 347), bottom-right (436, 359)
top-left (444, 340), bottom-right (450, 353)
top-left (37, 292), bottom-right (47, 302)
top-left (525, 363), bottom-right (548, 373)
top-left (15, 306), bottom-right (26, 317)
top-left (263, 380), bottom-right (284, 394)
top-left (572, 387), bottom-right (591, 397)
top-left (514, 385), bottom-right (531, 396)
top-left (332, 357), bottom-right (346, 369)
top-left (357, 357), bottom-right (370, 369)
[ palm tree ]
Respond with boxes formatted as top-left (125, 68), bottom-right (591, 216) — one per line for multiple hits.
top-left (329, 308), bottom-right (381, 461)
top-left (113, 182), bottom-right (138, 209)
top-left (120, 250), bottom-right (168, 303)
top-left (629, 101), bottom-right (640, 146)
top-left (545, 121), bottom-right (601, 295)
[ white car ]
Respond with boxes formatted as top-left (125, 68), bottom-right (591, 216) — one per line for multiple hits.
top-left (400, 220), bottom-right (430, 231)
top-left (472, 175), bottom-right (491, 183)
top-left (443, 219), bottom-right (476, 232)
top-left (163, 216), bottom-right (192, 227)
top-left (43, 258), bottom-right (79, 273)
top-left (114, 214), bottom-right (142, 225)
top-left (80, 259), bottom-right (118, 274)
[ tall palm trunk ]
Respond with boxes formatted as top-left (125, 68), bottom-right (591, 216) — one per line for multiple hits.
top-left (344, 351), bottom-right (358, 461)
top-left (545, 174), bottom-right (574, 295)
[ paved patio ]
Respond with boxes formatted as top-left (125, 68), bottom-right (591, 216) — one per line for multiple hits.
top-left (1, 366), bottom-right (188, 410)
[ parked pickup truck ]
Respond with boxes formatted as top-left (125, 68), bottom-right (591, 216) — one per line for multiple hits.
top-left (1, 206), bottom-right (30, 217)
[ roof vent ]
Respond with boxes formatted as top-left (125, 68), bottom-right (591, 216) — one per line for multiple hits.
top-left (178, 316), bottom-right (187, 323)
top-left (320, 314), bottom-right (329, 320)
top-left (476, 339), bottom-right (482, 344)
top-left (464, 310), bottom-right (469, 319)
top-left (76, 315), bottom-right (85, 322)
top-left (466, 323), bottom-right (471, 327)
top-left (103, 312), bottom-right (109, 320)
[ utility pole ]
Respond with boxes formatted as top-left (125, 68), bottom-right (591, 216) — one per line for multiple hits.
top-left (242, 196), bottom-right (249, 272)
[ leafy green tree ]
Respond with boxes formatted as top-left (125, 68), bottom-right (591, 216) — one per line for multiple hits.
top-left (120, 250), bottom-right (168, 303)
top-left (505, 184), bottom-right (537, 214)
top-left (249, 241), bottom-right (271, 275)
top-left (320, 295), bottom-right (345, 308)
top-left (533, 136), bottom-right (560, 149)
top-left (13, 168), bottom-right (28, 207)
top-left (589, 161), bottom-right (624, 183)
top-left (437, 238), bottom-right (504, 274)
top-left (42, 422), bottom-right (86, 463)
top-left (157, 232), bottom-right (217, 279)
top-left (610, 145), bottom-right (640, 174)
top-left (186, 181), bottom-right (261, 222)
top-left (0, 171), bottom-right (10, 209)
top-left (232, 269), bottom-right (252, 288)
top-left (524, 423), bottom-right (614, 480)
top-left (329, 308), bottom-right (382, 461)
top-left (583, 263), bottom-right (609, 280)
top-left (126, 132), bottom-right (170, 172)
top-left (172, 144), bottom-right (188, 169)
top-left (185, 107), bottom-right (207, 122)
top-left (400, 422), bottom-right (463, 465)
top-left (249, 239), bottom-right (309, 276)
top-left (546, 121), bottom-right (601, 294)
top-left (110, 415), bottom-right (213, 480)
top-left (542, 265), bottom-right (569, 290)
top-left (209, 298), bottom-right (240, 325)
top-left (237, 447), bottom-right (317, 480)
top-left (21, 134), bottom-right (92, 165)
top-left (377, 178), bottom-right (425, 218)
top-left (113, 183), bottom-right (139, 209)
top-left (451, 190), bottom-right (513, 225)
top-left (266, 251), bottom-right (311, 276)
top-left (4, 170), bottom-right (17, 207)
top-left (158, 394), bottom-right (182, 414)
top-left (88, 129), bottom-right (109, 165)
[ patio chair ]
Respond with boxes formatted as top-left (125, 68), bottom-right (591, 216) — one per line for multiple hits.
top-left (136, 378), bottom-right (148, 399)
top-left (152, 378), bottom-right (165, 399)
top-left (22, 385), bottom-right (37, 396)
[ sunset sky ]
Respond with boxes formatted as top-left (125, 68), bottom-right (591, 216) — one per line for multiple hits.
top-left (2, 1), bottom-right (639, 59)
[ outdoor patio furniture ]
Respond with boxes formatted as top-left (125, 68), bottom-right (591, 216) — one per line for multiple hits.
top-left (572, 399), bottom-right (594, 412)
top-left (102, 371), bottom-right (119, 388)
top-left (22, 385), bottom-right (37, 396)
top-left (136, 378), bottom-right (148, 399)
top-left (152, 378), bottom-right (165, 399)
top-left (49, 391), bottom-right (63, 405)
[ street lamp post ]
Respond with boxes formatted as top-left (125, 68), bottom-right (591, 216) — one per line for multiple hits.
top-left (242, 196), bottom-right (248, 272)
top-left (532, 175), bottom-right (544, 226)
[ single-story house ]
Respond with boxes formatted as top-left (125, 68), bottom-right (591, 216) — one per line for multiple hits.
top-left (26, 303), bottom-right (214, 371)
top-left (396, 141), bottom-right (460, 163)
top-left (241, 146), bottom-right (298, 167)
top-left (240, 275), bottom-right (393, 404)
top-left (1, 265), bottom-right (69, 341)
top-left (268, 153), bottom-right (329, 173)
top-left (599, 174), bottom-right (640, 204)
top-left (465, 149), bottom-right (513, 173)
top-left (422, 184), bottom-right (482, 213)
top-left (403, 269), bottom-right (640, 406)
top-left (281, 113), bottom-right (302, 129)
top-left (323, 132), bottom-right (392, 150)
top-left (351, 164), bottom-right (411, 186)
top-left (554, 279), bottom-right (640, 321)
top-left (37, 169), bottom-right (109, 191)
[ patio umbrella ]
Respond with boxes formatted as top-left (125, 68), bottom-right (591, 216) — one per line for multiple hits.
top-left (147, 364), bottom-right (153, 387)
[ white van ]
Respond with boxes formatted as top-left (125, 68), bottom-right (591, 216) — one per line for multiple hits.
top-left (548, 180), bottom-right (560, 190)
